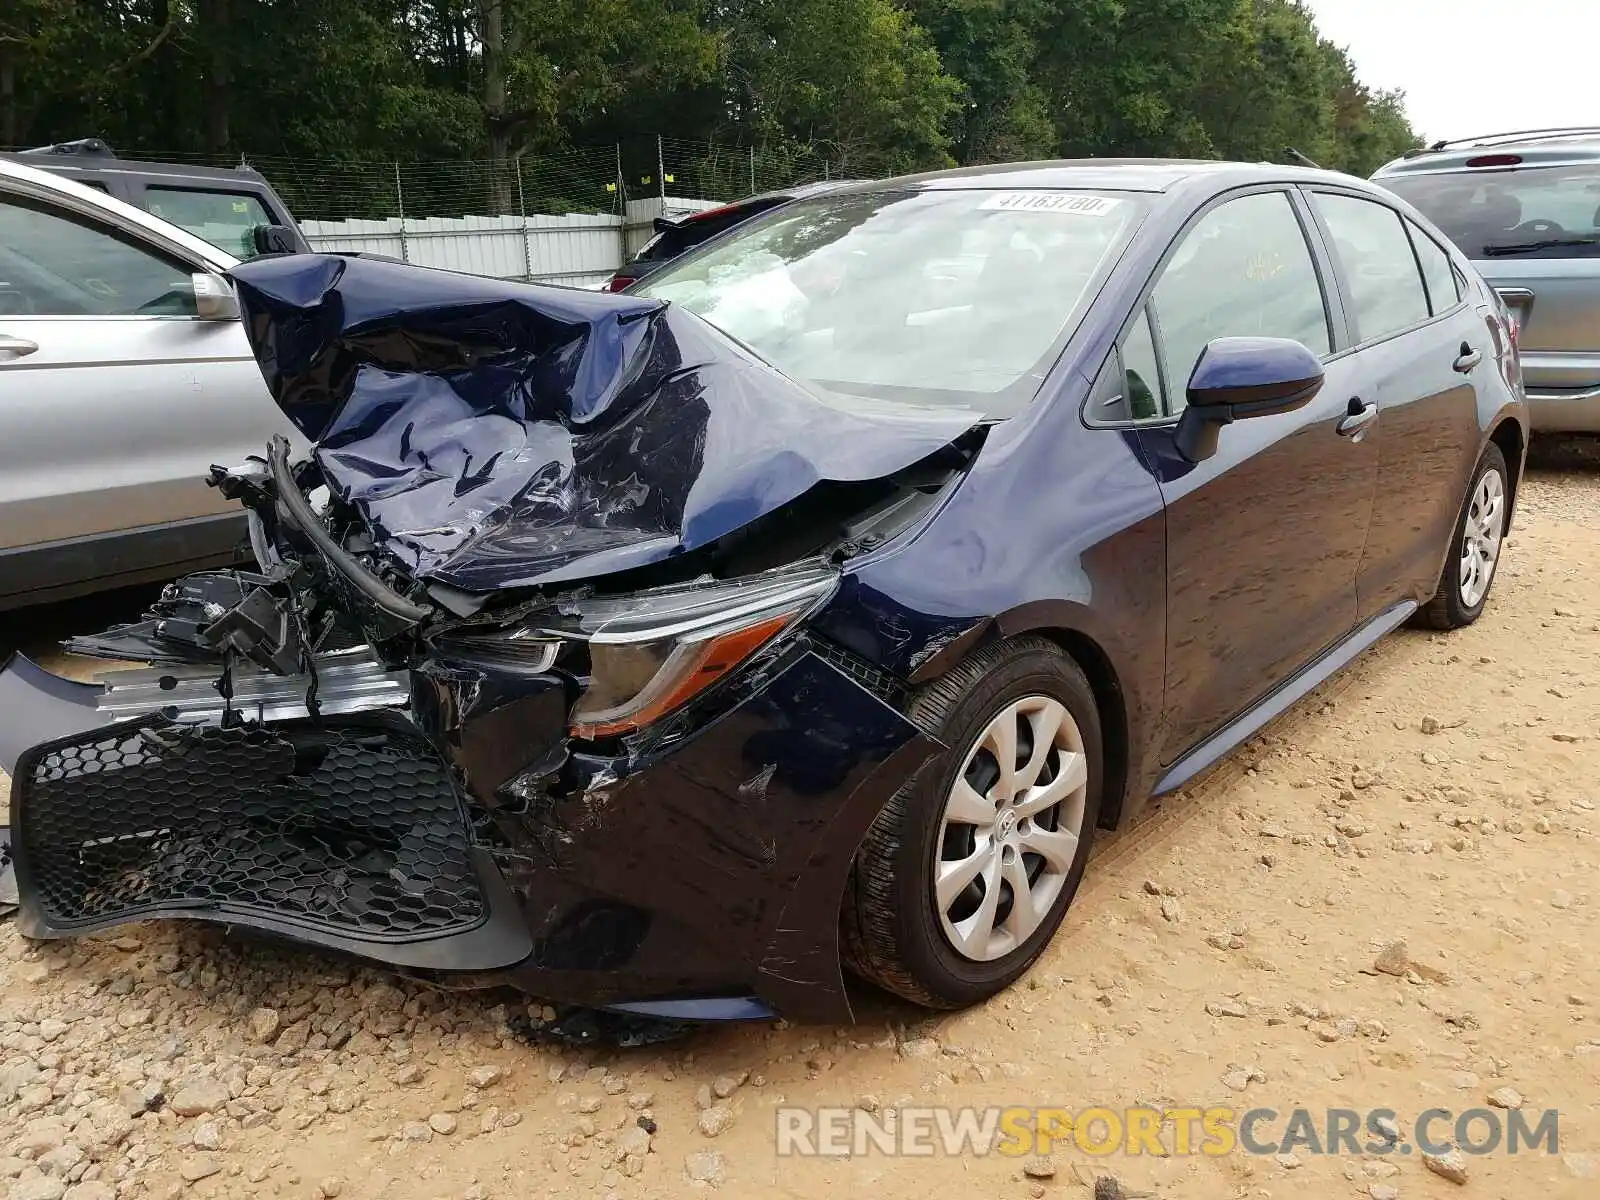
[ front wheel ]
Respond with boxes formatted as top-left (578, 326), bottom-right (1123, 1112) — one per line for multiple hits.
top-left (841, 636), bottom-right (1102, 1009)
top-left (1417, 442), bottom-right (1509, 630)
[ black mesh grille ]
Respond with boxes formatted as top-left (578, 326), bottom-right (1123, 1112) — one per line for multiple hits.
top-left (16, 719), bottom-right (486, 940)
top-left (808, 637), bottom-right (906, 706)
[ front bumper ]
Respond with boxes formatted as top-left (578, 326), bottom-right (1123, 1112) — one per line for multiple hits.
top-left (0, 640), bottom-right (935, 1023)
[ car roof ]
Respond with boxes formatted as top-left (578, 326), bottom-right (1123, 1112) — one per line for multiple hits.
top-left (1373, 128), bottom-right (1600, 178)
top-left (824, 158), bottom-right (1369, 196)
top-left (0, 156), bottom-right (240, 269)
top-left (3, 141), bottom-right (271, 185)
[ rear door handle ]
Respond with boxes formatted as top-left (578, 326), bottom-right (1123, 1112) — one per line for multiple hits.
top-left (0, 334), bottom-right (39, 361)
top-left (1454, 344), bottom-right (1482, 373)
top-left (1337, 398), bottom-right (1377, 438)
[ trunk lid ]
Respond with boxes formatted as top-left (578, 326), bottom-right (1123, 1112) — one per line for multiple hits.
top-left (1478, 259), bottom-right (1600, 394)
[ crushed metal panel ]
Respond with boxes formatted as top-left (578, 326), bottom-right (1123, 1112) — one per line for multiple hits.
top-left (228, 253), bottom-right (980, 593)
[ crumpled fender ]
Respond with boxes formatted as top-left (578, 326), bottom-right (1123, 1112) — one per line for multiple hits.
top-left (227, 254), bottom-right (981, 593)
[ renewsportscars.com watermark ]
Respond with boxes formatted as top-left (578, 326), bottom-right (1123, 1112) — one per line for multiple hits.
top-left (775, 1105), bottom-right (1560, 1158)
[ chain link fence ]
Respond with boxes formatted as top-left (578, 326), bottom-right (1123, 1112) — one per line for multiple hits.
top-left (14, 137), bottom-right (851, 285)
top-left (100, 137), bottom-right (849, 222)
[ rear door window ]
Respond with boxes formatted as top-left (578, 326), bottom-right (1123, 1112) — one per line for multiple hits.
top-left (1310, 193), bottom-right (1430, 343)
top-left (1406, 219), bottom-right (1461, 315)
top-left (145, 187), bottom-right (273, 258)
top-left (1381, 163), bottom-right (1600, 259)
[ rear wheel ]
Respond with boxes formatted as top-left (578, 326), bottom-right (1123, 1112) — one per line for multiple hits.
top-left (1417, 443), bottom-right (1508, 630)
top-left (841, 636), bottom-right (1102, 1008)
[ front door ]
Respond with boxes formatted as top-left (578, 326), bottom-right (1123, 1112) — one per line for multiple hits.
top-left (1133, 188), bottom-right (1377, 763)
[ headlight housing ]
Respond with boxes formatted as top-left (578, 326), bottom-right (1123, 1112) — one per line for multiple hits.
top-left (476, 565), bottom-right (837, 739)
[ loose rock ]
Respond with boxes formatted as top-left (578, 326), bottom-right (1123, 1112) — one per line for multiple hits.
top-left (1423, 1147), bottom-right (1469, 1184)
top-left (246, 1006), bottom-right (282, 1044)
top-left (684, 1149), bottom-right (727, 1185)
top-left (697, 1103), bottom-right (734, 1137)
top-left (1373, 939), bottom-right (1411, 976)
top-left (169, 1077), bottom-right (230, 1117)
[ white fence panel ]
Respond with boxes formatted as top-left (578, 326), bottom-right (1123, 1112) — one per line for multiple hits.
top-left (300, 217), bottom-right (406, 260)
top-left (299, 211), bottom-right (627, 289)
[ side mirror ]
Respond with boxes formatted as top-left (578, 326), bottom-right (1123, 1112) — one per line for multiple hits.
top-left (251, 224), bottom-right (300, 256)
top-left (1173, 336), bottom-right (1324, 463)
top-left (190, 272), bottom-right (240, 321)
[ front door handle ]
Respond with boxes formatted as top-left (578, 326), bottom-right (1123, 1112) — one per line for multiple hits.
top-left (0, 333), bottom-right (39, 361)
top-left (1454, 343), bottom-right (1482, 373)
top-left (1337, 398), bottom-right (1377, 438)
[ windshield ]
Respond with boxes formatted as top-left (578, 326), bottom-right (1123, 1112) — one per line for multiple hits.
top-left (633, 187), bottom-right (1145, 414)
top-left (145, 187), bottom-right (275, 259)
top-left (1382, 164), bottom-right (1600, 259)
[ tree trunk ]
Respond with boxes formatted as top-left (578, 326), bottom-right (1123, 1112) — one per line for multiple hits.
top-left (482, 0), bottom-right (513, 213)
top-left (199, 0), bottom-right (231, 156)
top-left (0, 45), bottom-right (16, 148)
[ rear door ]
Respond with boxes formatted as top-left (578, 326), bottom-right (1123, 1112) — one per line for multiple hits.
top-left (0, 180), bottom-right (283, 601)
top-left (1304, 189), bottom-right (1488, 616)
top-left (1123, 187), bottom-right (1376, 761)
top-left (1380, 160), bottom-right (1600, 431)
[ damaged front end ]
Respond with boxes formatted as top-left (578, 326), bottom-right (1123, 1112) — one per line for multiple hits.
top-left (0, 253), bottom-right (984, 1021)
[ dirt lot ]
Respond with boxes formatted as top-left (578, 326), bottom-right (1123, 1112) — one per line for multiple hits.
top-left (3, 450), bottom-right (1599, 1200)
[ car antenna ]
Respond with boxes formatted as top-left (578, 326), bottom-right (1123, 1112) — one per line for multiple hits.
top-left (1286, 147), bottom-right (1321, 169)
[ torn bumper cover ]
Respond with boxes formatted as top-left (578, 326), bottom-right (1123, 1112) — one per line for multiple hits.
top-left (0, 644), bottom-right (934, 1021)
top-left (0, 255), bottom-right (964, 1022)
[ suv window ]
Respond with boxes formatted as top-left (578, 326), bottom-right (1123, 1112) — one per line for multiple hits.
top-left (1152, 190), bottom-right (1330, 408)
top-left (1381, 163), bottom-right (1600, 259)
top-left (146, 187), bottom-right (272, 259)
top-left (0, 196), bottom-right (199, 317)
top-left (1311, 193), bottom-right (1429, 343)
top-left (1406, 219), bottom-right (1460, 315)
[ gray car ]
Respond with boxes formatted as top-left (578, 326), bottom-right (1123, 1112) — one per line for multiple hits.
top-left (0, 158), bottom-right (299, 610)
top-left (1373, 128), bottom-right (1600, 432)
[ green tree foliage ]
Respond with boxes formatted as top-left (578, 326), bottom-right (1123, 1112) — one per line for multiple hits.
top-left (4, 0), bottom-right (1418, 193)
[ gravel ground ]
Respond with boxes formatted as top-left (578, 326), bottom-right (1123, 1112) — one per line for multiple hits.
top-left (4, 449), bottom-right (1600, 1200)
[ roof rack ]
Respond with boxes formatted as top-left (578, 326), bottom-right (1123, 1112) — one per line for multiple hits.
top-left (16, 138), bottom-right (117, 158)
top-left (1407, 127), bottom-right (1600, 156)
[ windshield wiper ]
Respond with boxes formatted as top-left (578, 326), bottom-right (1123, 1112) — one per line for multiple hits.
top-left (1482, 236), bottom-right (1600, 257)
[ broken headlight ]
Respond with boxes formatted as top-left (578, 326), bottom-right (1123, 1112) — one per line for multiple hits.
top-left (539, 565), bottom-right (838, 739)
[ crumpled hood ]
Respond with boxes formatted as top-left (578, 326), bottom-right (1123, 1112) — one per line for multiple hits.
top-left (228, 254), bottom-right (980, 593)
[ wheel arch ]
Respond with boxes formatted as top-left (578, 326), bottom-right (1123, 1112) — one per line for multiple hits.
top-left (978, 606), bottom-right (1134, 832)
top-left (1487, 416), bottom-right (1526, 530)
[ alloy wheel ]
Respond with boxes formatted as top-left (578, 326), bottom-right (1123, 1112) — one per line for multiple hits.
top-left (1459, 467), bottom-right (1506, 609)
top-left (933, 695), bottom-right (1089, 962)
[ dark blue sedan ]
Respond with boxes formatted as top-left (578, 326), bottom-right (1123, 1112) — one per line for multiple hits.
top-left (0, 159), bottom-right (1527, 1025)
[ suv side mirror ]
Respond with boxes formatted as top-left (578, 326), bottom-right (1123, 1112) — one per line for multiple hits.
top-left (1174, 336), bottom-right (1324, 463)
top-left (191, 272), bottom-right (240, 321)
top-left (251, 224), bottom-right (299, 256)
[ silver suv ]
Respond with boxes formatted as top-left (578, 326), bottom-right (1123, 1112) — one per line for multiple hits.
top-left (1373, 128), bottom-right (1600, 432)
top-left (0, 158), bottom-right (301, 611)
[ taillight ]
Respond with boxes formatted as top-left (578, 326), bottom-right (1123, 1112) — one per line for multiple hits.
top-left (1466, 153), bottom-right (1523, 168)
top-left (606, 275), bottom-right (635, 293)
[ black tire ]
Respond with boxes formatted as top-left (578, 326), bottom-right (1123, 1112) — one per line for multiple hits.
top-left (841, 635), bottom-right (1103, 1009)
top-left (1416, 442), bottom-right (1509, 631)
